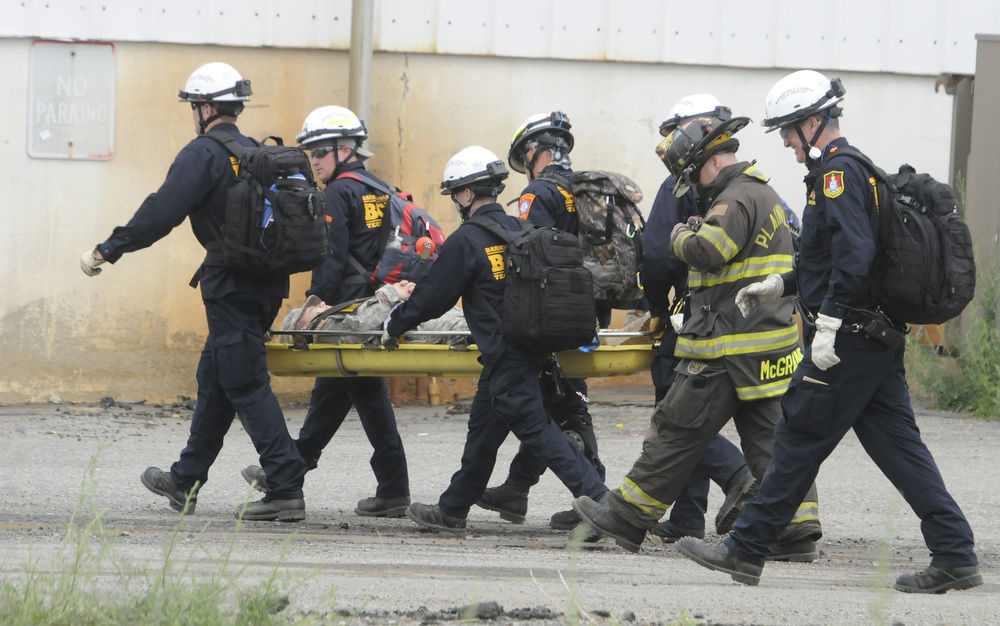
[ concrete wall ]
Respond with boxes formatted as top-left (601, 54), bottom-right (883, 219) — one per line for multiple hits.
top-left (0, 39), bottom-right (955, 403)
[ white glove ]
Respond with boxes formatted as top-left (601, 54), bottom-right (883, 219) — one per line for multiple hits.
top-left (735, 273), bottom-right (784, 317)
top-left (80, 249), bottom-right (106, 276)
top-left (811, 314), bottom-right (842, 370)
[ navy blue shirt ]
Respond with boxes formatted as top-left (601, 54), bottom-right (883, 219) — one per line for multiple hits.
top-left (386, 203), bottom-right (520, 359)
top-left (794, 137), bottom-right (880, 319)
top-left (640, 176), bottom-right (700, 318)
top-left (306, 160), bottom-right (391, 304)
top-left (96, 123), bottom-right (288, 300)
top-left (516, 165), bottom-right (578, 234)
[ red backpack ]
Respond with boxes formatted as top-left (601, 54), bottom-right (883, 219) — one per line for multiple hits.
top-left (337, 170), bottom-right (446, 285)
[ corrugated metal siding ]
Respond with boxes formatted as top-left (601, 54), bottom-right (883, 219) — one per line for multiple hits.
top-left (3, 0), bottom-right (999, 75)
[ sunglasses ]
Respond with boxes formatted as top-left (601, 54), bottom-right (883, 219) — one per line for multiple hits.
top-left (310, 146), bottom-right (336, 159)
top-left (779, 122), bottom-right (802, 141)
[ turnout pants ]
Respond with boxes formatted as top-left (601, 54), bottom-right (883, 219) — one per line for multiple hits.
top-left (609, 358), bottom-right (820, 540)
top-left (173, 295), bottom-right (306, 499)
top-left (297, 376), bottom-right (409, 499)
top-left (728, 332), bottom-right (977, 567)
top-left (438, 347), bottom-right (608, 518)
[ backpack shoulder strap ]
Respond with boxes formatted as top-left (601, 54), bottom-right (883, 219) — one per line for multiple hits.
top-left (533, 171), bottom-right (574, 192)
top-left (204, 128), bottom-right (257, 159)
top-left (466, 214), bottom-right (524, 244)
top-left (336, 169), bottom-right (398, 196)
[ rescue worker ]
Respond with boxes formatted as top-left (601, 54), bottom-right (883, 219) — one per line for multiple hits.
top-left (240, 106), bottom-right (410, 518)
top-left (572, 106), bottom-right (822, 556)
top-left (475, 112), bottom-right (605, 532)
top-left (677, 70), bottom-right (982, 593)
top-left (382, 146), bottom-right (609, 534)
top-left (80, 62), bottom-right (307, 521)
top-left (643, 94), bottom-right (758, 543)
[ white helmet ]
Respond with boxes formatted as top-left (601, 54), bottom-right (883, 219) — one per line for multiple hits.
top-left (178, 62), bottom-right (251, 103)
top-left (296, 105), bottom-right (373, 156)
top-left (658, 93), bottom-right (722, 137)
top-left (762, 70), bottom-right (845, 132)
top-left (440, 146), bottom-right (509, 196)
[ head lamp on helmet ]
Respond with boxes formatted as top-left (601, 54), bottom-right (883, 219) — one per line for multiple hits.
top-left (508, 111), bottom-right (574, 174)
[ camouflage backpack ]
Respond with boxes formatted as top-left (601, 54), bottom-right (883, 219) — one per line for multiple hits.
top-left (536, 170), bottom-right (646, 308)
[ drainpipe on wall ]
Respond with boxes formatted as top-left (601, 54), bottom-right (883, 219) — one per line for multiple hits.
top-left (349, 0), bottom-right (373, 125)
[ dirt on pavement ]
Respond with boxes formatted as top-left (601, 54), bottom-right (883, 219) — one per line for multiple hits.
top-left (0, 387), bottom-right (997, 624)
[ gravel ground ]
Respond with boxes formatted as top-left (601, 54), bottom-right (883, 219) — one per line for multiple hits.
top-left (0, 387), bottom-right (997, 624)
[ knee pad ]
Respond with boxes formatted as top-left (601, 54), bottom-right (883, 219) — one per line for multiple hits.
top-left (563, 429), bottom-right (586, 453)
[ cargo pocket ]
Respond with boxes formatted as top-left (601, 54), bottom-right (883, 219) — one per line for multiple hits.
top-left (781, 377), bottom-right (839, 438)
top-left (661, 365), bottom-right (728, 430)
top-left (214, 331), bottom-right (268, 391)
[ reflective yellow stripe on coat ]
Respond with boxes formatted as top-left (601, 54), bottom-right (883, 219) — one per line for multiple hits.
top-left (675, 325), bottom-right (800, 360)
top-left (688, 254), bottom-right (794, 289)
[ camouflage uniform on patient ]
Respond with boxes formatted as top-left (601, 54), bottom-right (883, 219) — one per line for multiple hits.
top-left (279, 283), bottom-right (467, 345)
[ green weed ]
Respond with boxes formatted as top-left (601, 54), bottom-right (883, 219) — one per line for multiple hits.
top-left (906, 270), bottom-right (1000, 419)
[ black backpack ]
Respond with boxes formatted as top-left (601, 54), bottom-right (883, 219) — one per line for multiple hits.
top-left (205, 129), bottom-right (328, 276)
top-left (825, 149), bottom-right (975, 325)
top-left (467, 215), bottom-right (597, 353)
top-left (535, 171), bottom-right (646, 308)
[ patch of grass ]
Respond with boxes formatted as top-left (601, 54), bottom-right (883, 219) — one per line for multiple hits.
top-left (0, 452), bottom-right (304, 625)
top-left (906, 271), bottom-right (1000, 419)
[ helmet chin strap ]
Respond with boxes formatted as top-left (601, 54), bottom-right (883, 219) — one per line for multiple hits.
top-left (796, 116), bottom-right (830, 163)
top-left (331, 143), bottom-right (360, 176)
top-left (195, 104), bottom-right (224, 135)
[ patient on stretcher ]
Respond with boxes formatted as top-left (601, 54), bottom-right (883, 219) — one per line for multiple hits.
top-left (277, 280), bottom-right (468, 346)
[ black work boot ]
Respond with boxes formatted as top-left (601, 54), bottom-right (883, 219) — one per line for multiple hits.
top-left (572, 495), bottom-right (645, 552)
top-left (355, 496), bottom-right (410, 518)
top-left (714, 467), bottom-right (757, 536)
top-left (767, 540), bottom-right (819, 562)
top-left (241, 465), bottom-right (268, 493)
top-left (894, 565), bottom-right (982, 594)
top-left (141, 467), bottom-right (197, 514)
top-left (676, 537), bottom-right (763, 586)
top-left (549, 508), bottom-right (582, 530)
top-left (648, 520), bottom-right (705, 545)
top-left (241, 455), bottom-right (318, 493)
top-left (475, 484), bottom-right (528, 524)
top-left (406, 502), bottom-right (467, 535)
top-left (236, 496), bottom-right (305, 522)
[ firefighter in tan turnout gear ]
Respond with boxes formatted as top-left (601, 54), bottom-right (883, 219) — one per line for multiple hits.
top-left (572, 106), bottom-right (822, 558)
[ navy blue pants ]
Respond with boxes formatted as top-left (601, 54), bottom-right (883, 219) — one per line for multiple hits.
top-left (505, 376), bottom-right (606, 489)
top-left (728, 332), bottom-right (977, 567)
top-left (173, 295), bottom-right (306, 499)
top-left (653, 328), bottom-right (747, 531)
top-left (439, 347), bottom-right (608, 518)
top-left (297, 376), bottom-right (409, 499)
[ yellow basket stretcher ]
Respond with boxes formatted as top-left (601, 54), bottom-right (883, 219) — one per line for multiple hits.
top-left (266, 330), bottom-right (656, 378)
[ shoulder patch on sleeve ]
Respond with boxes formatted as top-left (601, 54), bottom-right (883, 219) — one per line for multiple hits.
top-left (823, 171), bottom-right (845, 199)
top-left (517, 194), bottom-right (535, 219)
top-left (706, 203), bottom-right (728, 219)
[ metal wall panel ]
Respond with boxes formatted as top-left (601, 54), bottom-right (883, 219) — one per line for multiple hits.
top-left (3, 0), bottom-right (1000, 75)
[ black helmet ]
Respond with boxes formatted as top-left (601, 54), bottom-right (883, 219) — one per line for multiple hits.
top-left (658, 107), bottom-right (750, 197)
top-left (508, 111), bottom-right (574, 174)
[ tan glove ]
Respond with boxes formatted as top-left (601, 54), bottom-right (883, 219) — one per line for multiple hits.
top-left (80, 249), bottom-right (106, 276)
